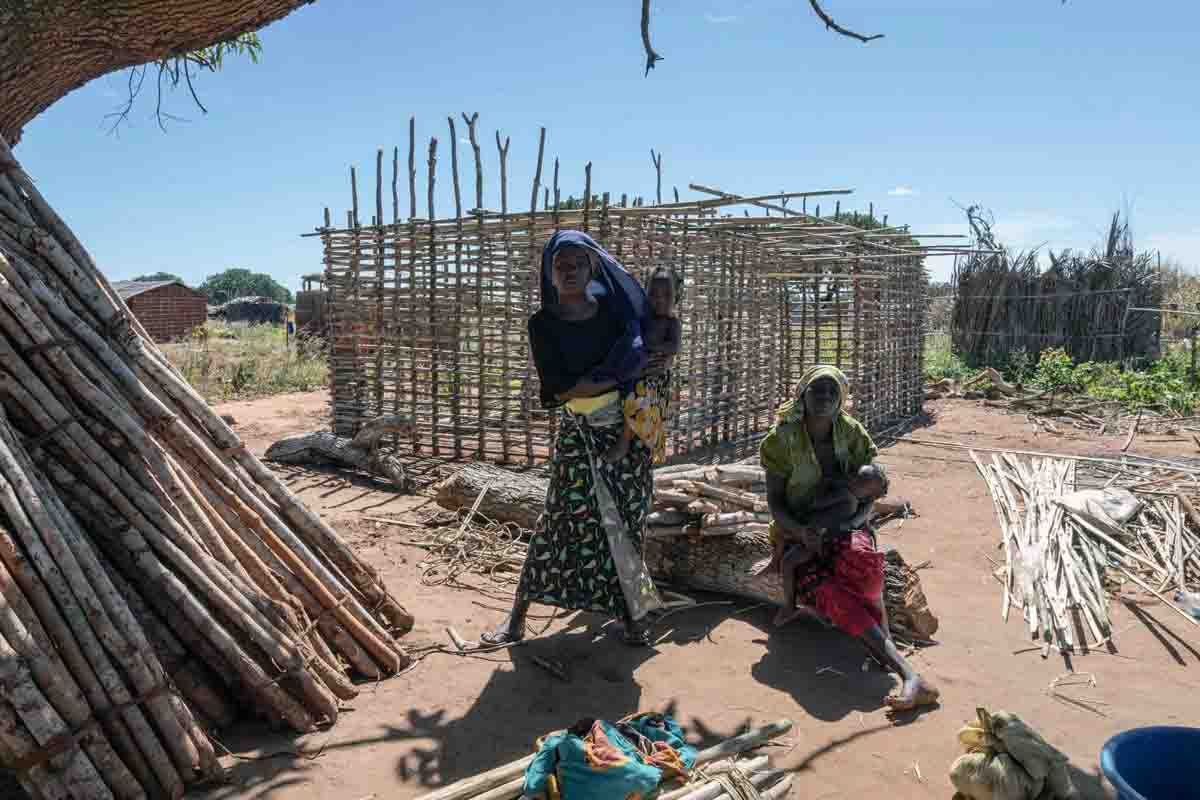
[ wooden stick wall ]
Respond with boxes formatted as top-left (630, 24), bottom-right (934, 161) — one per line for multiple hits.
top-left (314, 120), bottom-right (933, 465)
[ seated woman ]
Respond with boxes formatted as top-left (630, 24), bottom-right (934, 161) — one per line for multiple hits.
top-left (760, 365), bottom-right (939, 712)
top-left (481, 230), bottom-right (662, 647)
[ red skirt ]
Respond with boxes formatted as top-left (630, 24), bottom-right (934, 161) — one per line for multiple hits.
top-left (794, 530), bottom-right (885, 637)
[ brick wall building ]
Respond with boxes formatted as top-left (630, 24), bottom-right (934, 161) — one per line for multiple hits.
top-left (113, 280), bottom-right (208, 342)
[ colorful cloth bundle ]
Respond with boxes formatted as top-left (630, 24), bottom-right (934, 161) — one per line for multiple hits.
top-left (523, 712), bottom-right (697, 800)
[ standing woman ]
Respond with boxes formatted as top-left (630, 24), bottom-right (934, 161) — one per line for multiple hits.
top-left (481, 230), bottom-right (662, 646)
top-left (761, 365), bottom-right (939, 712)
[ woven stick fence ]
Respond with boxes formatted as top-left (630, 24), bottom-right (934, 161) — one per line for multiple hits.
top-left (311, 117), bottom-right (952, 465)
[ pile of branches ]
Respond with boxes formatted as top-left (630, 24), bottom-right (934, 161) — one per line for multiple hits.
top-left (973, 449), bottom-right (1200, 655)
top-left (0, 138), bottom-right (412, 799)
top-left (951, 208), bottom-right (1161, 366)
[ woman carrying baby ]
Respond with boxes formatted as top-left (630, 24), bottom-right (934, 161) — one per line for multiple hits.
top-left (760, 364), bottom-right (939, 712)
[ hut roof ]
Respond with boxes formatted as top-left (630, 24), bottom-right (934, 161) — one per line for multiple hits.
top-left (112, 279), bottom-right (202, 300)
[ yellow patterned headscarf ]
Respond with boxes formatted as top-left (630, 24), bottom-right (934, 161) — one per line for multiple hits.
top-left (777, 364), bottom-right (849, 421)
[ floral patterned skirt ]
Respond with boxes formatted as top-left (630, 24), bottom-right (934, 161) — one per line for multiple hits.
top-left (518, 401), bottom-right (661, 620)
top-left (623, 371), bottom-right (672, 465)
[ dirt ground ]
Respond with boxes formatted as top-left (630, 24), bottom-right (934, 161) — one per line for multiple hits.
top-left (192, 392), bottom-right (1200, 800)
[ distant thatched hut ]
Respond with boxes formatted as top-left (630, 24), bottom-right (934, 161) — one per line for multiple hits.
top-left (113, 279), bottom-right (207, 341)
top-left (211, 296), bottom-right (287, 325)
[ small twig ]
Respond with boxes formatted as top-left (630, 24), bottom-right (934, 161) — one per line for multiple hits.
top-left (361, 515), bottom-right (423, 528)
top-left (808, 0), bottom-right (885, 43)
top-left (1122, 409), bottom-right (1142, 452)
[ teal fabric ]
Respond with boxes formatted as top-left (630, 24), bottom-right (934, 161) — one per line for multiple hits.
top-left (523, 714), bottom-right (696, 800)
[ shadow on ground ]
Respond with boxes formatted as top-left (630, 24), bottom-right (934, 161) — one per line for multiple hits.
top-left (198, 607), bottom-right (788, 798)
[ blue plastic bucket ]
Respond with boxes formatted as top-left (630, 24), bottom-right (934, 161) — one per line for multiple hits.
top-left (1100, 726), bottom-right (1200, 800)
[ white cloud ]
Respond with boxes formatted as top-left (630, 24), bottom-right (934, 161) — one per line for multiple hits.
top-left (704, 12), bottom-right (739, 23)
top-left (459, 138), bottom-right (473, 147)
top-left (887, 185), bottom-right (917, 197)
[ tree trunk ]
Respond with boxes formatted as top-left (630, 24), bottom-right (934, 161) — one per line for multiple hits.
top-left (0, 0), bottom-right (315, 143)
top-left (434, 462), bottom-right (549, 530)
top-left (265, 416), bottom-right (415, 491)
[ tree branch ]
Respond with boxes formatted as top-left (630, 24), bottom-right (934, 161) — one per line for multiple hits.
top-left (1, 1), bottom-right (313, 144)
top-left (641, 0), bottom-right (662, 76)
top-left (807, 0), bottom-right (884, 43)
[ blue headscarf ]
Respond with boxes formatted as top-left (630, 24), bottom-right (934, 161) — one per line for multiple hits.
top-left (541, 230), bottom-right (648, 388)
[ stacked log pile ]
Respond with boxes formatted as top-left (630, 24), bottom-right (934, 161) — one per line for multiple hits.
top-left (0, 138), bottom-right (412, 799)
top-left (647, 463), bottom-right (769, 540)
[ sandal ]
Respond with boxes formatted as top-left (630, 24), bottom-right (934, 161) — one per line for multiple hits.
top-left (480, 625), bottom-right (524, 646)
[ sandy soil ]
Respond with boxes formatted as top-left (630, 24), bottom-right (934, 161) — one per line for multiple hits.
top-left (188, 392), bottom-right (1200, 800)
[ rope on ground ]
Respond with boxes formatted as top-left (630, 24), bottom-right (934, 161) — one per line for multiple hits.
top-left (395, 506), bottom-right (532, 588)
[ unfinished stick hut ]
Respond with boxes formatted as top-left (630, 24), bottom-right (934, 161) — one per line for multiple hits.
top-left (314, 118), bottom-right (952, 465)
top-left (112, 279), bottom-right (207, 342)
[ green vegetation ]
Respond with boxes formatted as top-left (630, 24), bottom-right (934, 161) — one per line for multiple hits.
top-left (925, 337), bottom-right (1200, 416)
top-left (200, 267), bottom-right (293, 305)
top-left (161, 322), bottom-right (326, 402)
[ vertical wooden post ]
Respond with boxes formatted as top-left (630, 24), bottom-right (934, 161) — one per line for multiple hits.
top-left (552, 157), bottom-right (561, 225)
top-left (495, 130), bottom-right (513, 463)
top-left (427, 137), bottom-right (441, 457)
top-left (525, 128), bottom-right (546, 464)
top-left (373, 149), bottom-right (385, 427)
top-left (448, 117), bottom-right (464, 459)
top-left (407, 117), bottom-right (419, 451)
top-left (462, 112), bottom-right (486, 459)
top-left (650, 149), bottom-right (663, 205)
top-left (582, 162), bottom-right (593, 233)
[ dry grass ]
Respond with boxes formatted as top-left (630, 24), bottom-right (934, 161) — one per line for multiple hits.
top-left (161, 321), bottom-right (328, 402)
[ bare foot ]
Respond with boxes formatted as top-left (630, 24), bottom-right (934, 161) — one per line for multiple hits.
top-left (885, 675), bottom-right (940, 712)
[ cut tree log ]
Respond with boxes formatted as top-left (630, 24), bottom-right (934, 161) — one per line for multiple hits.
top-left (434, 462), bottom-right (549, 530)
top-left (265, 415), bottom-right (415, 491)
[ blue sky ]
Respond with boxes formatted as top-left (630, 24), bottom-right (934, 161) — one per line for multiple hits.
top-left (15, 0), bottom-right (1200, 289)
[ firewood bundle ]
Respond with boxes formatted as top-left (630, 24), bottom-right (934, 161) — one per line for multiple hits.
top-left (0, 139), bottom-right (412, 799)
top-left (648, 463), bottom-right (770, 540)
